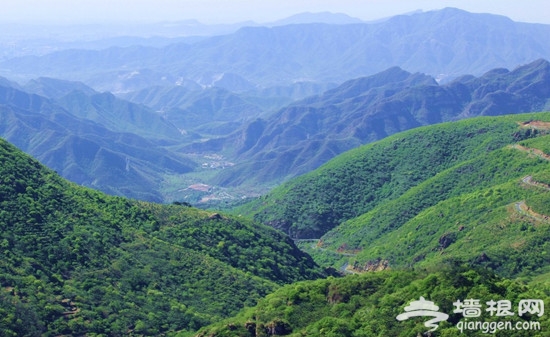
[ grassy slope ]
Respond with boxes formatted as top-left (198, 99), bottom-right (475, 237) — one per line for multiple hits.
top-left (0, 138), bottom-right (323, 336)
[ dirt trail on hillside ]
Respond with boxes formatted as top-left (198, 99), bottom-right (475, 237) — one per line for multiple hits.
top-left (514, 200), bottom-right (550, 224)
top-left (514, 175), bottom-right (550, 224)
top-left (521, 175), bottom-right (550, 190)
top-left (511, 144), bottom-right (550, 161)
top-left (519, 120), bottom-right (550, 130)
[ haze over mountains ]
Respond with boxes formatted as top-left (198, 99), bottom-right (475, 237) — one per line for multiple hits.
top-left (0, 81), bottom-right (195, 202)
top-left (205, 59), bottom-right (550, 187)
top-left (1, 8), bottom-right (550, 204)
top-left (2, 8), bottom-right (550, 92)
top-left (2, 7), bottom-right (550, 336)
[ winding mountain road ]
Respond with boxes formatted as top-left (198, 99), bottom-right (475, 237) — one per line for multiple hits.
top-left (514, 200), bottom-right (550, 223)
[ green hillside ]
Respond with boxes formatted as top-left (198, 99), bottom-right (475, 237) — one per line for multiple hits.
top-left (195, 267), bottom-right (550, 337)
top-left (239, 112), bottom-right (550, 239)
top-left (236, 111), bottom-right (550, 277)
top-left (0, 138), bottom-right (323, 336)
top-left (197, 112), bottom-right (550, 335)
top-left (310, 133), bottom-right (550, 276)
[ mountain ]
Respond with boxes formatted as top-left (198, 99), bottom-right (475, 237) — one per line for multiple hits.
top-left (209, 113), bottom-right (550, 336)
top-left (266, 12), bottom-right (364, 26)
top-left (0, 137), bottom-right (324, 336)
top-left (196, 267), bottom-right (550, 337)
top-left (121, 86), bottom-right (266, 135)
top-left (0, 83), bottom-right (196, 202)
top-left (0, 76), bottom-right (23, 89)
top-left (238, 112), bottom-right (550, 238)
top-left (194, 59), bottom-right (550, 188)
top-left (120, 81), bottom-right (338, 137)
top-left (0, 21), bottom-right (247, 60)
top-left (21, 77), bottom-right (186, 141)
top-left (236, 111), bottom-right (550, 279)
top-left (5, 61), bottom-right (549, 204)
top-left (56, 90), bottom-right (187, 140)
top-left (23, 77), bottom-right (97, 99)
top-left (2, 116), bottom-right (549, 337)
top-left (2, 8), bottom-right (550, 92)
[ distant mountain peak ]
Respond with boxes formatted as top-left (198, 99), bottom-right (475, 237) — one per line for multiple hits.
top-left (23, 77), bottom-right (97, 99)
top-left (0, 76), bottom-right (22, 90)
top-left (267, 11), bottom-right (364, 26)
top-left (423, 6), bottom-right (514, 23)
top-left (524, 58), bottom-right (550, 69)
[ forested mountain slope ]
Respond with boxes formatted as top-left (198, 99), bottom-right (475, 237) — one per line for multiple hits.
top-left (202, 113), bottom-right (550, 336)
top-left (0, 138), bottom-right (323, 336)
top-left (196, 268), bottom-right (550, 337)
top-left (238, 112), bottom-right (550, 240)
top-left (204, 59), bottom-right (550, 188)
top-left (312, 129), bottom-right (550, 277)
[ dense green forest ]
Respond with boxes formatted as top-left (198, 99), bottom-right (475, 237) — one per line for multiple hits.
top-left (2, 112), bottom-right (550, 336)
top-left (238, 113), bottom-right (550, 239)
top-left (312, 142), bottom-right (550, 275)
top-left (196, 267), bottom-right (550, 336)
top-left (198, 112), bottom-right (550, 336)
top-left (0, 138), bottom-right (324, 336)
top-left (290, 117), bottom-right (550, 278)
top-left (2, 7), bottom-right (550, 337)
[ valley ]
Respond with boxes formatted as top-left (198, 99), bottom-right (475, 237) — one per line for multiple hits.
top-left (1, 6), bottom-right (550, 337)
top-left (286, 116), bottom-right (550, 277)
top-left (2, 58), bottom-right (550, 205)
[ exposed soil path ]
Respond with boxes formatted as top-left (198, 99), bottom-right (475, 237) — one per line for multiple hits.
top-left (518, 120), bottom-right (550, 130)
top-left (514, 174), bottom-right (550, 224)
top-left (521, 175), bottom-right (550, 190)
top-left (514, 200), bottom-right (550, 224)
top-left (511, 144), bottom-right (550, 161)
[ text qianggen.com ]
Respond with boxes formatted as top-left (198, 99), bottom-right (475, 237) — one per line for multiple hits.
top-left (457, 319), bottom-right (541, 334)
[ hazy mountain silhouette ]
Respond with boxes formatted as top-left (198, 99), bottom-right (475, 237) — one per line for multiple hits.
top-left (0, 83), bottom-right (195, 202)
top-left (197, 59), bottom-right (550, 187)
top-left (2, 8), bottom-right (550, 93)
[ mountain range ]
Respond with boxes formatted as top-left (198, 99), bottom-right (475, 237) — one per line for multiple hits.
top-left (198, 111), bottom-right (550, 336)
top-left (0, 81), bottom-right (195, 202)
top-left (2, 107), bottom-right (549, 337)
top-left (0, 12), bottom-right (365, 62)
top-left (1, 59), bottom-right (550, 204)
top-left (195, 59), bottom-right (550, 189)
top-left (1, 8), bottom-right (550, 205)
top-left (1, 7), bottom-right (550, 337)
top-left (237, 111), bottom-right (550, 280)
top-left (2, 8), bottom-right (550, 93)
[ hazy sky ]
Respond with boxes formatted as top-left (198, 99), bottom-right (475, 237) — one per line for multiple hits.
top-left (2, 0), bottom-right (550, 25)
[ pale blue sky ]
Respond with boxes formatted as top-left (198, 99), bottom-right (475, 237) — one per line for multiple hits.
top-left (2, 0), bottom-right (550, 24)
